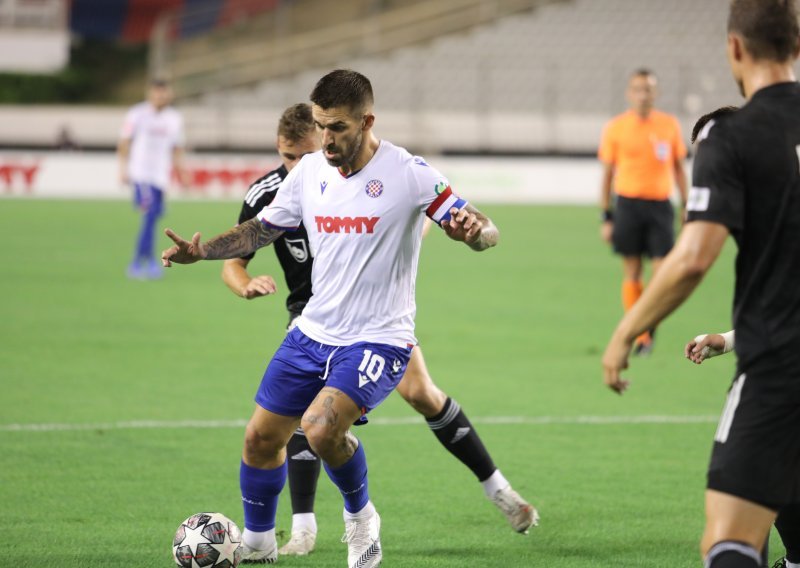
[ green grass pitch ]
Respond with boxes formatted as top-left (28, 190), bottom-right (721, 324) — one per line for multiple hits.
top-left (0, 200), bottom-right (782, 567)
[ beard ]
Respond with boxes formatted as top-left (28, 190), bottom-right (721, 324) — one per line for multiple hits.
top-left (324, 132), bottom-right (363, 169)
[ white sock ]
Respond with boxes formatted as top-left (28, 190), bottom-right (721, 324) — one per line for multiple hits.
top-left (292, 512), bottom-right (317, 534)
top-left (343, 500), bottom-right (376, 522)
top-left (242, 528), bottom-right (276, 550)
top-left (786, 560), bottom-right (800, 568)
top-left (481, 469), bottom-right (509, 498)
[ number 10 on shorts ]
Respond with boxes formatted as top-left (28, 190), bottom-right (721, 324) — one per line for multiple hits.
top-left (358, 349), bottom-right (385, 388)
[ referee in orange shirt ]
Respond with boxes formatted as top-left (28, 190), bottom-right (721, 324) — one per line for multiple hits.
top-left (599, 68), bottom-right (688, 355)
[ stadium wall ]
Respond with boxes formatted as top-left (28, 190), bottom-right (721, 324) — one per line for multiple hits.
top-left (0, 105), bottom-right (691, 155)
top-left (0, 151), bottom-right (651, 205)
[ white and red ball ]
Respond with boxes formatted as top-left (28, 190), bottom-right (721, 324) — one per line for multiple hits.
top-left (172, 512), bottom-right (242, 568)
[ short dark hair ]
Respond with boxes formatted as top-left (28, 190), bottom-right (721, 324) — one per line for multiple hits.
top-left (728, 0), bottom-right (800, 61)
top-left (691, 106), bottom-right (739, 143)
top-left (278, 103), bottom-right (314, 142)
top-left (630, 68), bottom-right (656, 81)
top-left (309, 69), bottom-right (374, 113)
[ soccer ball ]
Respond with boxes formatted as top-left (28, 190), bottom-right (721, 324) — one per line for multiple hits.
top-left (172, 512), bottom-right (243, 568)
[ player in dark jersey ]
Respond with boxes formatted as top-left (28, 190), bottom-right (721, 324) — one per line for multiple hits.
top-left (222, 103), bottom-right (537, 560)
top-left (601, 1), bottom-right (800, 566)
top-left (221, 104), bottom-right (315, 324)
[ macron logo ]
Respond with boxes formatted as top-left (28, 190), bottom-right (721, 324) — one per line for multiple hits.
top-left (315, 216), bottom-right (379, 234)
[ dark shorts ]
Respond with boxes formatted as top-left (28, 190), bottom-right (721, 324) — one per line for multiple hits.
top-left (612, 196), bottom-right (674, 258)
top-left (707, 370), bottom-right (800, 510)
top-left (255, 327), bottom-right (412, 418)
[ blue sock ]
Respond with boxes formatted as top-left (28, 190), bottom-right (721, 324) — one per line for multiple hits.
top-left (135, 209), bottom-right (159, 262)
top-left (324, 441), bottom-right (369, 514)
top-left (240, 460), bottom-right (287, 532)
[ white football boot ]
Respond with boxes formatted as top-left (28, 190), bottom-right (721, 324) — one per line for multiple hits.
top-left (491, 485), bottom-right (539, 534)
top-left (240, 541), bottom-right (277, 564)
top-left (277, 528), bottom-right (316, 556)
top-left (342, 509), bottom-right (382, 568)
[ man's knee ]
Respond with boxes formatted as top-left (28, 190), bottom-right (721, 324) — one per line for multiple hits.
top-left (396, 371), bottom-right (446, 418)
top-left (300, 420), bottom-right (340, 460)
top-left (243, 420), bottom-right (286, 461)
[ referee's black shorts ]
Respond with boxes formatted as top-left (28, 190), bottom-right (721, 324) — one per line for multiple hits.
top-left (707, 369), bottom-right (800, 511)
top-left (611, 195), bottom-right (674, 258)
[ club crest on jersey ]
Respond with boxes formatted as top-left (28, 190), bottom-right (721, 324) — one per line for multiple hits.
top-left (284, 238), bottom-right (309, 262)
top-left (365, 179), bottom-right (383, 198)
top-left (320, 181), bottom-right (328, 195)
top-left (653, 140), bottom-right (669, 162)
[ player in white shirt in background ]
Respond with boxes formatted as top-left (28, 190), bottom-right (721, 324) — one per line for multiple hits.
top-left (118, 78), bottom-right (187, 280)
top-left (161, 69), bottom-right (515, 568)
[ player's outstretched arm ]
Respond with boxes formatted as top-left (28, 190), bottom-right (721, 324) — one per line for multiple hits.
top-left (162, 218), bottom-right (284, 266)
top-left (602, 221), bottom-right (729, 394)
top-left (442, 204), bottom-right (498, 251)
top-left (221, 258), bottom-right (278, 299)
top-left (684, 331), bottom-right (735, 364)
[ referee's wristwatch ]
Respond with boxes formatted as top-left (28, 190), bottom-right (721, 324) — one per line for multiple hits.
top-left (601, 209), bottom-right (613, 222)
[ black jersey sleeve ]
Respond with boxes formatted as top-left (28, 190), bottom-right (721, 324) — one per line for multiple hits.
top-left (235, 168), bottom-right (285, 260)
top-left (686, 119), bottom-right (745, 232)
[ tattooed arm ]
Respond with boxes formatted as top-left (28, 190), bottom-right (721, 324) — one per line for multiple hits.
top-left (161, 218), bottom-right (284, 266)
top-left (442, 203), bottom-right (499, 251)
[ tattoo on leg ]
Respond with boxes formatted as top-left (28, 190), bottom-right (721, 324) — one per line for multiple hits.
top-left (305, 395), bottom-right (339, 426)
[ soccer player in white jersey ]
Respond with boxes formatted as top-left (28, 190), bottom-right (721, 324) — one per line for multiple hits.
top-left (223, 103), bottom-right (536, 557)
top-left (162, 69), bottom-right (502, 568)
top-left (118, 78), bottom-right (187, 280)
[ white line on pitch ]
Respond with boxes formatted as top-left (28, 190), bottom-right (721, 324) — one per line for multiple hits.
top-left (0, 415), bottom-right (718, 433)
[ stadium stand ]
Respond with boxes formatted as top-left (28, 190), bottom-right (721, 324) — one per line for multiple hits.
top-left (194, 0), bottom-right (738, 118)
top-left (0, 0), bottom-right (755, 153)
top-left (68, 0), bottom-right (278, 43)
top-left (0, 0), bottom-right (68, 72)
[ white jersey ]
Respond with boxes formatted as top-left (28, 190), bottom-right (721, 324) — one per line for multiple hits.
top-left (120, 102), bottom-right (184, 189)
top-left (257, 141), bottom-right (467, 347)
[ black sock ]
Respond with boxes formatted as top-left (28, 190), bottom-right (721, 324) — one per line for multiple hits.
top-left (706, 541), bottom-right (762, 567)
top-left (426, 398), bottom-right (496, 482)
top-left (776, 504), bottom-right (800, 564)
top-left (286, 430), bottom-right (321, 515)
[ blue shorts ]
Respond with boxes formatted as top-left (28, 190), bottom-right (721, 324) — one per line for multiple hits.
top-left (256, 327), bottom-right (412, 418)
top-left (133, 183), bottom-right (164, 217)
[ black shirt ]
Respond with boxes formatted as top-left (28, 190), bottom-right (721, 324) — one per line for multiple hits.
top-left (238, 165), bottom-right (313, 315)
top-left (688, 82), bottom-right (800, 375)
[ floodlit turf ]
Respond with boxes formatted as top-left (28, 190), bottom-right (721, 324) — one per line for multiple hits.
top-left (0, 200), bottom-right (782, 567)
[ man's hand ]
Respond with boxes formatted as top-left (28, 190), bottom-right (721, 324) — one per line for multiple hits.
top-left (162, 229), bottom-right (207, 266)
top-left (685, 334), bottom-right (726, 364)
top-left (602, 331), bottom-right (633, 394)
top-left (443, 207), bottom-right (483, 246)
top-left (241, 275), bottom-right (277, 299)
top-left (600, 221), bottom-right (613, 243)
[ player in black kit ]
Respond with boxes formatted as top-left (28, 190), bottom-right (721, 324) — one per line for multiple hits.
top-left (222, 104), bottom-right (537, 560)
top-left (602, 1), bottom-right (800, 566)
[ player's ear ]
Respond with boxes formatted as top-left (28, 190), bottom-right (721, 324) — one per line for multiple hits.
top-left (727, 33), bottom-right (744, 62)
top-left (362, 113), bottom-right (375, 132)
